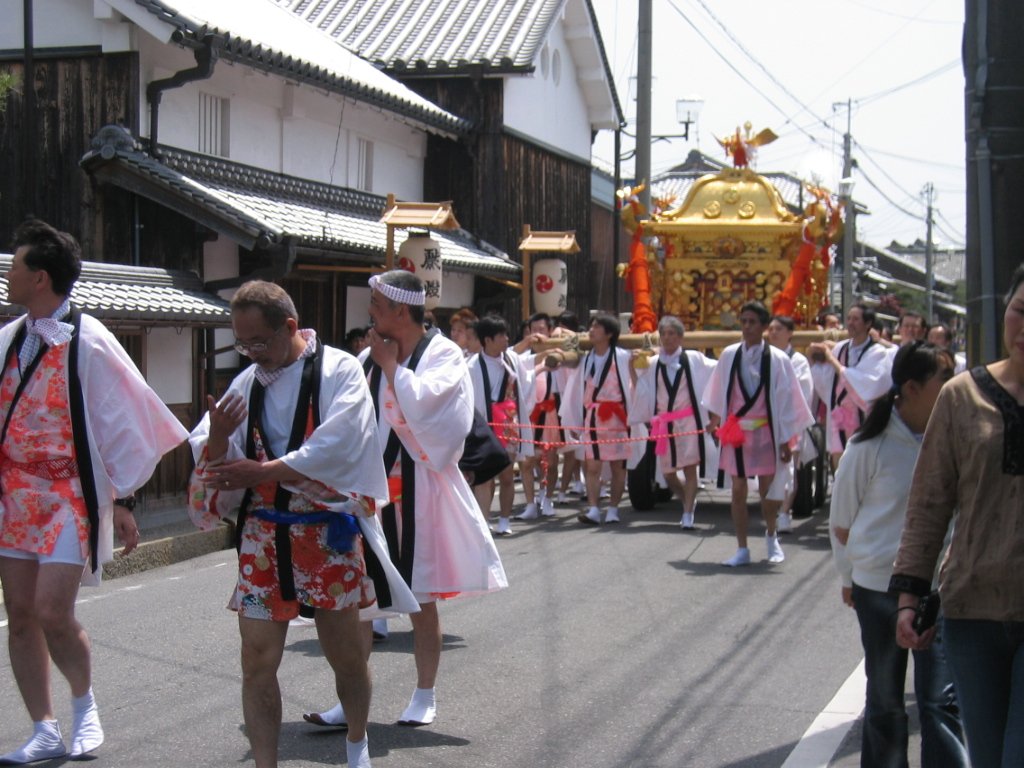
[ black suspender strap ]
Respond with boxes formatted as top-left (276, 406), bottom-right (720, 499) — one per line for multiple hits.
top-left (679, 353), bottom-right (707, 475)
top-left (238, 344), bottom-right (322, 602)
top-left (64, 309), bottom-right (103, 573)
top-left (364, 329), bottom-right (437, 590)
top-left (724, 345), bottom-right (776, 476)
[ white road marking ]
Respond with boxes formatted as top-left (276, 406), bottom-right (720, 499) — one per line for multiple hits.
top-left (781, 658), bottom-right (865, 768)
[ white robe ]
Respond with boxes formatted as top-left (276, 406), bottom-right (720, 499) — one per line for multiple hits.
top-left (189, 344), bottom-right (419, 616)
top-left (701, 342), bottom-right (815, 463)
top-left (559, 346), bottom-right (644, 467)
top-left (468, 350), bottom-right (536, 459)
top-left (810, 339), bottom-right (893, 453)
top-left (629, 349), bottom-right (718, 474)
top-left (361, 335), bottom-right (508, 598)
top-left (0, 312), bottom-right (190, 585)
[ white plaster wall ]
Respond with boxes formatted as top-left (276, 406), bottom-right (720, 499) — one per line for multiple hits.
top-left (345, 286), bottom-right (370, 331)
top-left (137, 36), bottom-right (425, 199)
top-left (503, 14), bottom-right (592, 161)
top-left (202, 236), bottom-right (241, 370)
top-left (0, 0), bottom-right (131, 51)
top-left (146, 327), bottom-right (192, 404)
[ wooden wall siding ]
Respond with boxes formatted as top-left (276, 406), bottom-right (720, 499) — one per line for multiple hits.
top-left (280, 270), bottom-right (351, 348)
top-left (410, 77), bottom-right (601, 325)
top-left (502, 133), bottom-right (593, 323)
top-left (137, 403), bottom-right (193, 504)
top-left (0, 53), bottom-right (138, 254)
top-left (590, 202), bottom-right (632, 317)
top-left (416, 78), bottom-right (506, 245)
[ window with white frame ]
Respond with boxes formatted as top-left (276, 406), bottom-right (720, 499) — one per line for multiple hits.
top-left (198, 92), bottom-right (230, 157)
top-left (356, 137), bottom-right (374, 191)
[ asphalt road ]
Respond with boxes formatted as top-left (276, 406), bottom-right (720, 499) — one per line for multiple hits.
top-left (0, 490), bottom-right (871, 767)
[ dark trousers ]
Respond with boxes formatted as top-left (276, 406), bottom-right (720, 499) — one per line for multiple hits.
top-left (852, 584), bottom-right (967, 768)
top-left (944, 617), bottom-right (1024, 768)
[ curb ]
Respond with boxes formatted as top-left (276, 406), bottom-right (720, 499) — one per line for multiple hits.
top-left (102, 521), bottom-right (235, 581)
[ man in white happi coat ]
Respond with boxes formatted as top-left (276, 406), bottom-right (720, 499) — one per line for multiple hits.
top-left (807, 303), bottom-right (893, 463)
top-left (0, 220), bottom-right (188, 764)
top-left (629, 315), bottom-right (716, 529)
top-left (307, 270), bottom-right (507, 731)
top-left (512, 312), bottom-right (562, 518)
top-left (187, 280), bottom-right (414, 768)
top-left (766, 315), bottom-right (815, 533)
top-left (560, 313), bottom-right (637, 525)
top-left (702, 301), bottom-right (814, 566)
top-left (468, 313), bottom-right (535, 535)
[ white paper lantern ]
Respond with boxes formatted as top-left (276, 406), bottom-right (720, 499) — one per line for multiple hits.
top-left (532, 257), bottom-right (568, 315)
top-left (398, 230), bottom-right (443, 310)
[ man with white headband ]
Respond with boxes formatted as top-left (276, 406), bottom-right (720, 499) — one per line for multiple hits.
top-left (306, 269), bottom-right (506, 729)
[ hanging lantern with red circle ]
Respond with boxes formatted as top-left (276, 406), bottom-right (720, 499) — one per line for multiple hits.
top-left (398, 229), bottom-right (443, 310)
top-left (532, 257), bottom-right (568, 315)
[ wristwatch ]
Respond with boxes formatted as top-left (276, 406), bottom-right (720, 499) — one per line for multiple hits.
top-left (113, 495), bottom-right (137, 511)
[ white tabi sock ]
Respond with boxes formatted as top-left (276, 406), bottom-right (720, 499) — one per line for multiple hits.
top-left (308, 702), bottom-right (347, 727)
top-left (346, 735), bottom-right (371, 768)
top-left (0, 720), bottom-right (67, 764)
top-left (398, 687), bottom-right (436, 726)
top-left (69, 687), bottom-right (104, 757)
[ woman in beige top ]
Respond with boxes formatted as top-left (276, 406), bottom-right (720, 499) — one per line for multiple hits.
top-left (889, 263), bottom-right (1024, 768)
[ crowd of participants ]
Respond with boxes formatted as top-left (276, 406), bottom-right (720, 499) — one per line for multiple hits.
top-left (1, 218), bottom-right (1021, 768)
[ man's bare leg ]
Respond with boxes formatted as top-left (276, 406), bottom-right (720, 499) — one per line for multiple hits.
top-left (730, 476), bottom-right (750, 548)
top-left (584, 458), bottom-right (603, 508)
top-left (410, 602), bottom-right (441, 690)
top-left (472, 478), bottom-right (495, 518)
top-left (315, 607), bottom-right (371, 743)
top-left (239, 616), bottom-right (288, 768)
top-left (400, 602), bottom-right (440, 725)
top-left (758, 474), bottom-right (779, 536)
top-left (607, 461), bottom-right (626, 507)
top-left (0, 557), bottom-right (55, 722)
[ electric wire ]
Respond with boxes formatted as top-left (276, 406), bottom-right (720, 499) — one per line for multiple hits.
top-left (664, 0), bottom-right (829, 148)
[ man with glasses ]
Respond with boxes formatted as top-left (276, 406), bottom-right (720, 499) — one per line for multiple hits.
top-left (187, 280), bottom-right (415, 768)
top-left (0, 219), bottom-right (188, 763)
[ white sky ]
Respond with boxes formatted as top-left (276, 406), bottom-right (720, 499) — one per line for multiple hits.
top-left (590, 0), bottom-right (966, 251)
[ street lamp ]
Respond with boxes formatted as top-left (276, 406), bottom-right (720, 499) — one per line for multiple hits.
top-left (675, 97), bottom-right (704, 143)
top-left (838, 176), bottom-right (856, 316)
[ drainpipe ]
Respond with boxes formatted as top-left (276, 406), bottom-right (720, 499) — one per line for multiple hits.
top-left (146, 33), bottom-right (219, 159)
top-left (22, 0), bottom-right (35, 215)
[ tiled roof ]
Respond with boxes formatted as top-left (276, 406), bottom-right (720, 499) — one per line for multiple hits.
top-left (278, 0), bottom-right (560, 71)
top-left (113, 0), bottom-right (470, 137)
top-left (0, 255), bottom-right (232, 327)
top-left (276, 0), bottom-right (624, 127)
top-left (81, 126), bottom-right (520, 278)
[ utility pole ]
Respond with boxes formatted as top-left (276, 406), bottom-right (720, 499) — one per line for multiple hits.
top-left (840, 100), bottom-right (854, 317)
top-left (922, 182), bottom-right (935, 322)
top-left (635, 0), bottom-right (652, 215)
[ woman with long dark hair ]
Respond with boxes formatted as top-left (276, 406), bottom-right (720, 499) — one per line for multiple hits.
top-left (891, 264), bottom-right (1024, 767)
top-left (830, 342), bottom-right (966, 767)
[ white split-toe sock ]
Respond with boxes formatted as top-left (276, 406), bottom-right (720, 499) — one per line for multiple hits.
top-left (346, 735), bottom-right (371, 768)
top-left (398, 687), bottom-right (436, 726)
top-left (0, 720), bottom-right (67, 764)
top-left (69, 688), bottom-right (104, 758)
top-left (311, 702), bottom-right (347, 727)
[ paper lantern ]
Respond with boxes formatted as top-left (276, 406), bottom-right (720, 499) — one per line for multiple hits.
top-left (398, 230), bottom-right (443, 310)
top-left (532, 257), bottom-right (568, 315)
